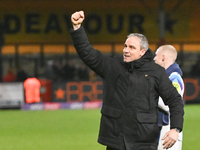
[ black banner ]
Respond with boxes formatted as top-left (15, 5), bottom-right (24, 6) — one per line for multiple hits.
top-left (50, 79), bottom-right (200, 104)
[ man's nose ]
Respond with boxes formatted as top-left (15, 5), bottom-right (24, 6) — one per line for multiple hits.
top-left (123, 48), bottom-right (128, 53)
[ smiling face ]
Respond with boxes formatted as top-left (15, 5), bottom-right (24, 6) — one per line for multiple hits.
top-left (123, 36), bottom-right (146, 62)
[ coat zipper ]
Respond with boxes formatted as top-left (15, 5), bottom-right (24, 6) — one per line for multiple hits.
top-left (145, 74), bottom-right (151, 111)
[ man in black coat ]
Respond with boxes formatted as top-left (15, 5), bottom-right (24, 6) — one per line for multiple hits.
top-left (70, 11), bottom-right (184, 150)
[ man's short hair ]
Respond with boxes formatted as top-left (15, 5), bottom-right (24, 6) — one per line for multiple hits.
top-left (127, 33), bottom-right (149, 51)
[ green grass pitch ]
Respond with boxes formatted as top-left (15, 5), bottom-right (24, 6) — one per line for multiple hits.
top-left (0, 104), bottom-right (199, 150)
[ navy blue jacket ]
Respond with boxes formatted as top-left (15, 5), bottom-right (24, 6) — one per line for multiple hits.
top-left (158, 62), bottom-right (183, 127)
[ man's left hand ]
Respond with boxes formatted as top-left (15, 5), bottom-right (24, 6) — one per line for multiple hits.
top-left (162, 129), bottom-right (179, 149)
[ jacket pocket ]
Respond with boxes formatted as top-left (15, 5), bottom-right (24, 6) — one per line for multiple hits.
top-left (137, 113), bottom-right (157, 123)
top-left (100, 106), bottom-right (122, 137)
top-left (135, 113), bottom-right (160, 142)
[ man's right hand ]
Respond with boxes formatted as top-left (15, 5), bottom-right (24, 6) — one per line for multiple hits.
top-left (71, 11), bottom-right (85, 30)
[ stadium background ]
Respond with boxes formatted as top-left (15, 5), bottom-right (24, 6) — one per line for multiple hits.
top-left (0, 0), bottom-right (200, 106)
top-left (0, 0), bottom-right (200, 150)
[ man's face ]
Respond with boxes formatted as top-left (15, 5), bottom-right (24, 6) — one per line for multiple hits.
top-left (123, 36), bottom-right (146, 62)
top-left (154, 48), bottom-right (164, 67)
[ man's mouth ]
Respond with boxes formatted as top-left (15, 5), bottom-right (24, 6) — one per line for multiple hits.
top-left (124, 55), bottom-right (130, 58)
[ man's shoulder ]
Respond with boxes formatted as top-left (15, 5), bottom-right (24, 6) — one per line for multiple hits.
top-left (169, 72), bottom-right (183, 80)
top-left (142, 61), bottom-right (167, 80)
top-left (169, 72), bottom-right (184, 94)
top-left (169, 72), bottom-right (184, 84)
top-left (145, 61), bottom-right (166, 72)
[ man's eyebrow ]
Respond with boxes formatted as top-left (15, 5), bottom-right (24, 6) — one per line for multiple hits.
top-left (129, 44), bottom-right (136, 48)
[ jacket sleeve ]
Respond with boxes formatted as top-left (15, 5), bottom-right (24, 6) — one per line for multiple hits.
top-left (169, 72), bottom-right (185, 97)
top-left (70, 26), bottom-right (111, 79)
top-left (158, 72), bottom-right (185, 113)
top-left (157, 69), bottom-right (184, 131)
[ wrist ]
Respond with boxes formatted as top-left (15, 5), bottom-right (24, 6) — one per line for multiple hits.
top-left (173, 128), bottom-right (181, 133)
top-left (73, 24), bottom-right (81, 30)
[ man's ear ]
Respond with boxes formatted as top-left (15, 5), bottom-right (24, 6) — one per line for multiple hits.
top-left (162, 55), bottom-right (165, 61)
top-left (141, 49), bottom-right (146, 56)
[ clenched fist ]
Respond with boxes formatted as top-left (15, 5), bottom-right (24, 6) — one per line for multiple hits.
top-left (71, 11), bottom-right (85, 30)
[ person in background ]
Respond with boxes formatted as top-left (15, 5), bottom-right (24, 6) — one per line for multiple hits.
top-left (24, 77), bottom-right (41, 103)
top-left (154, 45), bottom-right (184, 150)
top-left (77, 62), bottom-right (89, 81)
top-left (3, 67), bottom-right (16, 82)
top-left (61, 60), bottom-right (76, 81)
top-left (190, 54), bottom-right (200, 77)
top-left (44, 60), bottom-right (62, 81)
top-left (16, 64), bottom-right (28, 82)
top-left (70, 11), bottom-right (184, 150)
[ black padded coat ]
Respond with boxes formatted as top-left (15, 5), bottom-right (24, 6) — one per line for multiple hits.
top-left (70, 27), bottom-right (184, 150)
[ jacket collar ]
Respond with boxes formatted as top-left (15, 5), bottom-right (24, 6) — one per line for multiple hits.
top-left (123, 48), bottom-right (154, 72)
top-left (166, 62), bottom-right (183, 76)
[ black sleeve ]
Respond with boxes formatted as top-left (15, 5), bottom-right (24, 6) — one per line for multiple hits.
top-left (70, 27), bottom-right (112, 79)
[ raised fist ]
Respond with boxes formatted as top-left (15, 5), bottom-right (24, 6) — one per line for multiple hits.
top-left (71, 11), bottom-right (85, 30)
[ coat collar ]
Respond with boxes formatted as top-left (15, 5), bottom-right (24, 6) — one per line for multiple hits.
top-left (166, 62), bottom-right (183, 76)
top-left (122, 48), bottom-right (154, 72)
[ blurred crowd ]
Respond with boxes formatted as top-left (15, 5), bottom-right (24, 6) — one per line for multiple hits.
top-left (2, 65), bottom-right (28, 82)
top-left (43, 59), bottom-right (100, 82)
top-left (3, 53), bottom-right (200, 83)
top-left (2, 59), bottom-right (100, 83)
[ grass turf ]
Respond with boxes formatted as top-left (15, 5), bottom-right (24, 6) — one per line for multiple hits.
top-left (0, 104), bottom-right (199, 150)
